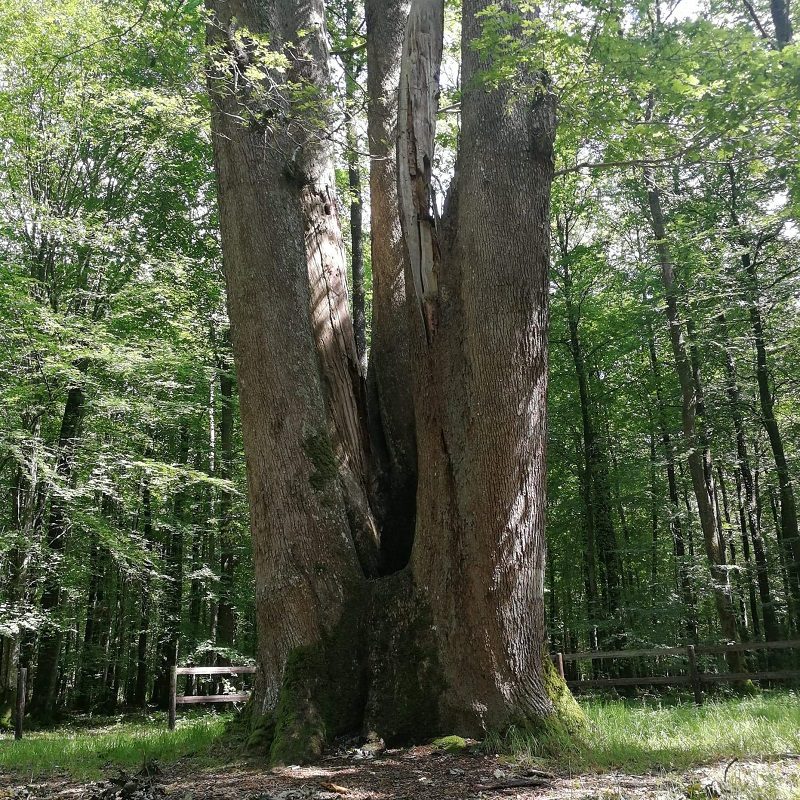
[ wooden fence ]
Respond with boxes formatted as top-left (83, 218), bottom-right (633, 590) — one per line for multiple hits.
top-left (169, 665), bottom-right (256, 729)
top-left (552, 639), bottom-right (800, 704)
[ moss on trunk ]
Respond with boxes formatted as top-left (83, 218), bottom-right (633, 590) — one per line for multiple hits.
top-left (245, 577), bottom-right (582, 765)
top-left (247, 584), bottom-right (370, 764)
top-left (363, 571), bottom-right (445, 744)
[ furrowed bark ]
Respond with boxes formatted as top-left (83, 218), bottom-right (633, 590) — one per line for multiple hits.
top-left (397, 0), bottom-right (443, 337)
top-left (206, 0), bottom-right (580, 758)
top-left (205, 0), bottom-right (374, 742)
top-left (398, 0), bottom-right (581, 735)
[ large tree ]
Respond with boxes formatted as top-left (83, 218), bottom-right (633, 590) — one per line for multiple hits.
top-left (205, 0), bottom-right (581, 763)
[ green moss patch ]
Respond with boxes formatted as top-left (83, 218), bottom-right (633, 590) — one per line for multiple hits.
top-left (265, 584), bottom-right (369, 765)
top-left (363, 571), bottom-right (445, 744)
top-left (302, 430), bottom-right (339, 492)
top-left (432, 735), bottom-right (468, 752)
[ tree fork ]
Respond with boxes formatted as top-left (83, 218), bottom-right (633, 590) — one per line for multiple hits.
top-left (208, 0), bottom-right (583, 760)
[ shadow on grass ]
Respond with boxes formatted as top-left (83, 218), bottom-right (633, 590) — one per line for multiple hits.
top-left (0, 710), bottom-right (235, 779)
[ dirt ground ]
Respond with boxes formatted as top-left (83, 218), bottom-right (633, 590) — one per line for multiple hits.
top-left (2, 744), bottom-right (799, 800)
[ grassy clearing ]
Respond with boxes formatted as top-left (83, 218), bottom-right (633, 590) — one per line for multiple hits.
top-left (501, 691), bottom-right (800, 773)
top-left (0, 711), bottom-right (231, 779)
top-left (2, 692), bottom-right (799, 788)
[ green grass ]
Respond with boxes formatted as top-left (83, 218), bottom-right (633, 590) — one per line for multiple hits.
top-left (2, 693), bottom-right (799, 785)
top-left (500, 691), bottom-right (800, 773)
top-left (0, 711), bottom-right (231, 779)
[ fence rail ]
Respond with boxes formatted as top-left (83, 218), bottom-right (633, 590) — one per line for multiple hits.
top-left (169, 665), bottom-right (256, 729)
top-left (552, 639), bottom-right (800, 704)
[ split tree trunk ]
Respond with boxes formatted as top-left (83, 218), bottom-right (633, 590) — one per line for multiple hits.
top-left (205, 0), bottom-right (580, 763)
top-left (365, 0), bottom-right (417, 573)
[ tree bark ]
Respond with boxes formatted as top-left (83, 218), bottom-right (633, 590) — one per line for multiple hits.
top-left (206, 0), bottom-right (580, 761)
top-left (205, 0), bottom-right (377, 729)
top-left (365, 0), bottom-right (418, 572)
top-left (770, 0), bottom-right (793, 47)
top-left (396, 0), bottom-right (577, 735)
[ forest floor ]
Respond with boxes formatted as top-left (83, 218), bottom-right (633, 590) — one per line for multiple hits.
top-left (1, 694), bottom-right (799, 800)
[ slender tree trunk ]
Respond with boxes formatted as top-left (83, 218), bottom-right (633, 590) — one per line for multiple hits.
top-left (716, 466), bottom-right (749, 637)
top-left (727, 165), bottom-right (800, 628)
top-left (75, 533), bottom-right (101, 710)
top-left (645, 172), bottom-right (741, 662)
top-left (558, 247), bottom-right (621, 637)
top-left (647, 324), bottom-right (697, 642)
top-left (133, 462), bottom-right (154, 707)
top-left (744, 251), bottom-right (800, 626)
top-left (0, 423), bottom-right (40, 724)
top-left (649, 426), bottom-right (659, 594)
top-left (735, 472), bottom-right (763, 640)
top-left (154, 424), bottom-right (189, 708)
top-left (216, 354), bottom-right (236, 653)
top-left (719, 313), bottom-right (780, 640)
top-left (29, 382), bottom-right (86, 721)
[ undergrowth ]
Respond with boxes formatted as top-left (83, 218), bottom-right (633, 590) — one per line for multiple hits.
top-left (495, 691), bottom-right (800, 773)
top-left (0, 711), bottom-right (231, 779)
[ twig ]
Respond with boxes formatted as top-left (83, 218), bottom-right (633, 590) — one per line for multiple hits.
top-left (741, 0), bottom-right (772, 41)
top-left (44, 0), bottom-right (152, 81)
top-left (523, 767), bottom-right (556, 779)
top-left (481, 777), bottom-right (550, 790)
top-left (723, 757), bottom-right (738, 783)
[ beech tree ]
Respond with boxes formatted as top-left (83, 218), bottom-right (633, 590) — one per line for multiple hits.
top-left (204, 0), bottom-right (580, 761)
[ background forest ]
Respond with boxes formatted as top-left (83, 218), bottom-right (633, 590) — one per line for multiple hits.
top-left (0, 0), bottom-right (798, 723)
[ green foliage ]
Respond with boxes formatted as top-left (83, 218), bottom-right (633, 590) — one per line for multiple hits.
top-left (0, 0), bottom-right (254, 714)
